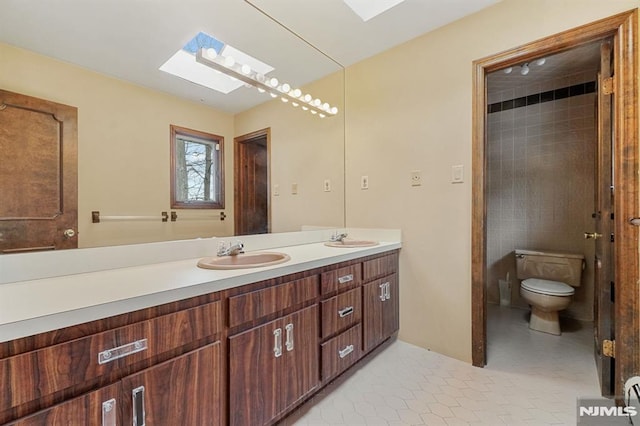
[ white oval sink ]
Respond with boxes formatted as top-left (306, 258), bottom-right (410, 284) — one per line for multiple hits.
top-left (197, 252), bottom-right (291, 270)
top-left (324, 239), bottom-right (379, 248)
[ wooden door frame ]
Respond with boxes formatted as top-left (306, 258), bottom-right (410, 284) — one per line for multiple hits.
top-left (234, 128), bottom-right (271, 234)
top-left (471, 10), bottom-right (639, 396)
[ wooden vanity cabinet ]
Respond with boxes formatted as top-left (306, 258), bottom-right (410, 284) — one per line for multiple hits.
top-left (228, 305), bottom-right (318, 426)
top-left (1, 300), bottom-right (224, 425)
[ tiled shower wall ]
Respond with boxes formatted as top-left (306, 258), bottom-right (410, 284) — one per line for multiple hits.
top-left (486, 71), bottom-right (596, 321)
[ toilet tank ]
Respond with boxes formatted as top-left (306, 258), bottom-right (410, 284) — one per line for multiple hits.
top-left (515, 249), bottom-right (585, 287)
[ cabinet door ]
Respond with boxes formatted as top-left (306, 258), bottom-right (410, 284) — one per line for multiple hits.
top-left (229, 318), bottom-right (281, 426)
top-left (281, 305), bottom-right (319, 412)
top-left (363, 275), bottom-right (399, 353)
top-left (363, 279), bottom-right (386, 353)
top-left (383, 274), bottom-right (399, 339)
top-left (7, 383), bottom-right (120, 426)
top-left (121, 342), bottom-right (222, 426)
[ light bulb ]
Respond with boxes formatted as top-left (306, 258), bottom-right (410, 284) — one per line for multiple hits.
top-left (330, 106), bottom-right (338, 114)
top-left (205, 48), bottom-right (218, 60)
top-left (256, 73), bottom-right (265, 83)
top-left (322, 103), bottom-right (330, 111)
top-left (292, 102), bottom-right (299, 107)
top-left (303, 94), bottom-right (312, 103)
top-left (503, 67), bottom-right (513, 74)
top-left (292, 89), bottom-right (302, 98)
top-left (269, 77), bottom-right (278, 87)
top-left (535, 58), bottom-right (546, 66)
top-left (241, 64), bottom-right (251, 75)
top-left (224, 56), bottom-right (235, 67)
top-left (520, 63), bottom-right (530, 75)
top-left (281, 97), bottom-right (288, 103)
top-left (313, 99), bottom-right (321, 107)
top-left (281, 83), bottom-right (291, 93)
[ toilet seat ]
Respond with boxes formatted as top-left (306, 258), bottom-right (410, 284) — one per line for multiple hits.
top-left (521, 278), bottom-right (574, 296)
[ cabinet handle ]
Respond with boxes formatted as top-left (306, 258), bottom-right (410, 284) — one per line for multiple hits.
top-left (285, 323), bottom-right (294, 352)
top-left (102, 398), bottom-right (117, 426)
top-left (384, 282), bottom-right (391, 300)
top-left (273, 328), bottom-right (282, 357)
top-left (132, 386), bottom-right (146, 426)
top-left (379, 283), bottom-right (386, 301)
top-left (338, 274), bottom-right (354, 284)
top-left (98, 338), bottom-right (148, 365)
top-left (338, 306), bottom-right (354, 318)
top-left (338, 344), bottom-right (354, 359)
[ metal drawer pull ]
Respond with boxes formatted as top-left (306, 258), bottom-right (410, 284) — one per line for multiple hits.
top-left (384, 282), bottom-right (391, 300)
top-left (285, 323), bottom-right (294, 352)
top-left (273, 328), bottom-right (282, 357)
top-left (338, 306), bottom-right (354, 318)
top-left (98, 338), bottom-right (148, 365)
top-left (338, 344), bottom-right (354, 359)
top-left (102, 398), bottom-right (116, 426)
top-left (132, 386), bottom-right (146, 426)
top-left (379, 283), bottom-right (386, 301)
top-left (338, 274), bottom-right (354, 284)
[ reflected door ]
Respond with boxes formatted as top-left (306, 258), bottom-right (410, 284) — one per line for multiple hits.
top-left (234, 129), bottom-right (269, 235)
top-left (0, 90), bottom-right (78, 253)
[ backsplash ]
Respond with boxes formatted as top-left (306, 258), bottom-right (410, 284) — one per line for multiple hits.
top-left (486, 71), bottom-right (597, 321)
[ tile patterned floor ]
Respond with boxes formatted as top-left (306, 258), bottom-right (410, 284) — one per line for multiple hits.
top-left (280, 305), bottom-right (626, 425)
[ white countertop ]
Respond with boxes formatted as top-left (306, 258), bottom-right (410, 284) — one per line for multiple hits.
top-left (0, 232), bottom-right (401, 343)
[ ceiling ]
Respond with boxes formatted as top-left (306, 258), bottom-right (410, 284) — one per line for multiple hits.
top-left (487, 42), bottom-right (602, 93)
top-left (0, 0), bottom-right (501, 114)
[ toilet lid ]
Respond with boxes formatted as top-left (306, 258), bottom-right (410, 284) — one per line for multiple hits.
top-left (521, 278), bottom-right (575, 296)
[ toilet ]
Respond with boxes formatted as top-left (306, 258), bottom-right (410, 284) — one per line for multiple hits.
top-left (515, 249), bottom-right (585, 335)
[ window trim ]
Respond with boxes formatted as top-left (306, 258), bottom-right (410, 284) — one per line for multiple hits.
top-left (170, 124), bottom-right (225, 209)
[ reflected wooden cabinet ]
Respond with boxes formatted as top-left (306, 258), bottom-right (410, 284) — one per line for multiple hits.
top-left (228, 305), bottom-right (319, 426)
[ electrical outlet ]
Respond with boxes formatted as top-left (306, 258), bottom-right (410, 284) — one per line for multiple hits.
top-left (273, 184), bottom-right (280, 196)
top-left (324, 179), bottom-right (331, 192)
top-left (291, 183), bottom-right (298, 195)
top-left (361, 175), bottom-right (369, 190)
top-left (410, 170), bottom-right (422, 186)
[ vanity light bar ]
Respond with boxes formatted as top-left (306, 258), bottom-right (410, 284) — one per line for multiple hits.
top-left (195, 48), bottom-right (338, 118)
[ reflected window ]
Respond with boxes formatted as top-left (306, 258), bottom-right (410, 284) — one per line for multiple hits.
top-left (170, 125), bottom-right (224, 209)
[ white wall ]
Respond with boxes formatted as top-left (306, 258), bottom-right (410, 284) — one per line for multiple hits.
top-left (344, 0), bottom-right (639, 362)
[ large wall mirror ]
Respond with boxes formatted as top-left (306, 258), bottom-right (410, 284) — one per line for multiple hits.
top-left (0, 0), bottom-right (345, 250)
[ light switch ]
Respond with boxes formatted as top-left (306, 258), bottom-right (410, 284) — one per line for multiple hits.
top-left (361, 176), bottom-right (369, 190)
top-left (410, 170), bottom-right (422, 186)
top-left (273, 184), bottom-right (280, 196)
top-left (324, 179), bottom-right (331, 192)
top-left (291, 183), bottom-right (298, 195)
top-left (451, 165), bottom-right (464, 183)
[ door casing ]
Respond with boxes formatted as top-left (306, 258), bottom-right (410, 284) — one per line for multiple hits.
top-left (471, 10), bottom-right (639, 397)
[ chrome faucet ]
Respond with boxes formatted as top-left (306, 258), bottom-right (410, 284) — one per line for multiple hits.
top-left (330, 232), bottom-right (348, 242)
top-left (217, 240), bottom-right (244, 256)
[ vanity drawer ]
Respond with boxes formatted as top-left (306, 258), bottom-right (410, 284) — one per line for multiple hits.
top-left (321, 324), bottom-right (361, 381)
top-left (321, 287), bottom-right (361, 339)
top-left (363, 253), bottom-right (398, 281)
top-left (228, 276), bottom-right (319, 327)
top-left (321, 264), bottom-right (361, 295)
top-left (0, 301), bottom-right (222, 412)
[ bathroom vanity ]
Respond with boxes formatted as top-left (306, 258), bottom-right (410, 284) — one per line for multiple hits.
top-left (0, 232), bottom-right (400, 425)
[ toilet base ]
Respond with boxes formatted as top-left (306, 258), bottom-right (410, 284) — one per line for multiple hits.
top-left (529, 306), bottom-right (561, 335)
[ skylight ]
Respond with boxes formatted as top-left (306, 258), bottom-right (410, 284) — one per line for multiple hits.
top-left (160, 32), bottom-right (274, 94)
top-left (343, 0), bottom-right (406, 22)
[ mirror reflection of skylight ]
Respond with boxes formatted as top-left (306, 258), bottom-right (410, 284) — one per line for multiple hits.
top-left (343, 0), bottom-right (406, 22)
top-left (160, 32), bottom-right (274, 94)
